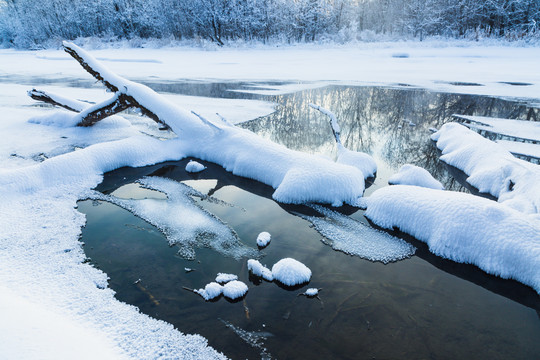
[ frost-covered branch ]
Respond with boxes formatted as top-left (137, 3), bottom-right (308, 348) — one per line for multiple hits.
top-left (309, 103), bottom-right (377, 178)
top-left (75, 93), bottom-right (133, 127)
top-left (28, 43), bottom-right (170, 130)
top-left (309, 103), bottom-right (341, 145)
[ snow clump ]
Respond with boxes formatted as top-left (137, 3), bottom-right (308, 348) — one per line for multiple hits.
top-left (222, 280), bottom-right (249, 300)
top-left (195, 282), bottom-right (223, 301)
top-left (185, 160), bottom-right (206, 173)
top-left (256, 232), bottom-right (271, 248)
top-left (336, 143), bottom-right (378, 179)
top-left (271, 258), bottom-right (312, 286)
top-left (388, 164), bottom-right (444, 190)
top-left (304, 288), bottom-right (319, 297)
top-left (247, 259), bottom-right (273, 281)
top-left (215, 273), bottom-right (238, 284)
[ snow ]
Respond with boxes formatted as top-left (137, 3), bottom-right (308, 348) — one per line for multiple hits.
top-left (303, 288), bottom-right (319, 297)
top-left (388, 164), bottom-right (444, 190)
top-left (432, 123), bottom-right (540, 214)
top-left (256, 232), bottom-right (271, 248)
top-left (195, 282), bottom-right (223, 301)
top-left (497, 140), bottom-right (540, 159)
top-left (247, 259), bottom-right (273, 281)
top-left (3, 43), bottom-right (540, 101)
top-left (222, 280), bottom-right (249, 300)
top-left (271, 258), bottom-right (312, 287)
top-left (336, 144), bottom-right (378, 179)
top-left (2, 41), bottom-right (540, 358)
top-left (364, 185), bottom-right (540, 294)
top-left (185, 160), bottom-right (206, 173)
top-left (301, 205), bottom-right (416, 264)
top-left (0, 286), bottom-right (129, 360)
top-left (215, 273), bottom-right (238, 284)
top-left (454, 115), bottom-right (540, 141)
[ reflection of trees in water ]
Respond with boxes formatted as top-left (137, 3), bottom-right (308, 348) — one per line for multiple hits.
top-left (244, 86), bottom-right (537, 191)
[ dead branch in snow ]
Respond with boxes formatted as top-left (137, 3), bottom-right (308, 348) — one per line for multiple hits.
top-left (29, 44), bottom-right (169, 130)
top-left (309, 103), bottom-right (342, 145)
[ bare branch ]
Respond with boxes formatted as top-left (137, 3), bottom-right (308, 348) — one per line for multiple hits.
top-left (309, 103), bottom-right (342, 145)
top-left (76, 93), bottom-right (133, 127)
top-left (28, 89), bottom-right (85, 112)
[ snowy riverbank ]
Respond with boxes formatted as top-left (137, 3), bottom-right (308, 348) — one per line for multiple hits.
top-left (1, 42), bottom-right (539, 359)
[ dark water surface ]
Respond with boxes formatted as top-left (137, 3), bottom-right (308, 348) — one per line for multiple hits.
top-left (79, 84), bottom-right (540, 360)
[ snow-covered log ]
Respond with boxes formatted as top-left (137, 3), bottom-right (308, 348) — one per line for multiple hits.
top-left (26, 42), bottom-right (371, 206)
top-left (364, 185), bottom-right (540, 293)
top-left (432, 123), bottom-right (540, 214)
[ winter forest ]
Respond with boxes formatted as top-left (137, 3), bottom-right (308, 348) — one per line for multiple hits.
top-left (1, 0), bottom-right (540, 48)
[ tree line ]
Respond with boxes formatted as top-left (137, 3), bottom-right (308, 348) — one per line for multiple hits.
top-left (1, 0), bottom-right (539, 48)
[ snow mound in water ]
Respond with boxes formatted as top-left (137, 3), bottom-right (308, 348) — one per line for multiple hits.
top-left (215, 273), bottom-right (238, 284)
top-left (222, 280), bottom-right (248, 299)
top-left (256, 232), bottom-right (271, 248)
top-left (195, 282), bottom-right (223, 301)
top-left (247, 259), bottom-right (273, 281)
top-left (364, 185), bottom-right (540, 293)
top-left (185, 160), bottom-right (206, 173)
top-left (301, 205), bottom-right (415, 264)
top-left (388, 164), bottom-right (444, 190)
top-left (271, 258), bottom-right (312, 286)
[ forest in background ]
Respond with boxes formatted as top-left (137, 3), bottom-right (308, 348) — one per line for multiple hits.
top-left (1, 0), bottom-right (540, 48)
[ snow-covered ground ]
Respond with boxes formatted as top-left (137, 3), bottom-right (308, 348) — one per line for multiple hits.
top-left (2, 42), bottom-right (540, 101)
top-left (1, 42), bottom-right (540, 359)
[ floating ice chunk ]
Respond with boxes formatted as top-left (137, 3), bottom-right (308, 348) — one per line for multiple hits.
top-left (364, 185), bottom-right (540, 293)
top-left (185, 160), bottom-right (206, 173)
top-left (220, 319), bottom-right (273, 359)
top-left (222, 280), bottom-right (248, 300)
top-left (215, 273), bottom-right (238, 284)
top-left (388, 164), bottom-right (444, 190)
top-left (256, 232), bottom-right (271, 248)
top-left (271, 258), bottom-right (312, 286)
top-left (102, 177), bottom-right (257, 260)
top-left (247, 259), bottom-right (273, 281)
top-left (301, 205), bottom-right (415, 264)
top-left (195, 282), bottom-right (223, 301)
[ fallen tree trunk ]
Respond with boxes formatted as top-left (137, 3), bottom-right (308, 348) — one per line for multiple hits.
top-left (29, 41), bottom-right (372, 206)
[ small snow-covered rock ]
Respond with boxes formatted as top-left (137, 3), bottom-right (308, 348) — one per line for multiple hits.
top-left (215, 273), bottom-right (238, 284)
top-left (222, 280), bottom-right (248, 299)
top-left (247, 259), bottom-right (273, 281)
top-left (271, 258), bottom-right (311, 286)
top-left (185, 160), bottom-right (206, 173)
top-left (195, 282), bottom-right (223, 301)
top-left (256, 232), bottom-right (271, 248)
top-left (388, 164), bottom-right (444, 190)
